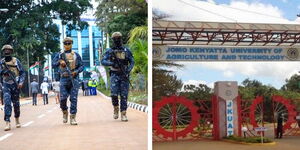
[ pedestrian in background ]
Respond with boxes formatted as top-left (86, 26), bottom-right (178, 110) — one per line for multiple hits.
top-left (30, 78), bottom-right (39, 106)
top-left (52, 80), bottom-right (60, 104)
top-left (92, 79), bottom-right (97, 95)
top-left (83, 79), bottom-right (89, 96)
top-left (88, 79), bottom-right (93, 96)
top-left (276, 113), bottom-right (284, 139)
top-left (40, 79), bottom-right (49, 105)
top-left (81, 80), bottom-right (85, 96)
top-left (0, 83), bottom-right (3, 105)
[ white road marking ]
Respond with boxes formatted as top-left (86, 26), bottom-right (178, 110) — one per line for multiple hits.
top-left (0, 133), bottom-right (13, 141)
top-left (23, 121), bottom-right (34, 127)
top-left (37, 114), bottom-right (46, 119)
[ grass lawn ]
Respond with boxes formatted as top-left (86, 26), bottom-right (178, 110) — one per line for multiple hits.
top-left (98, 87), bottom-right (147, 105)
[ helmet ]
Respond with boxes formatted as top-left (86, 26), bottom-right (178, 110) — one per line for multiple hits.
top-left (63, 37), bottom-right (73, 43)
top-left (1, 44), bottom-right (13, 52)
top-left (111, 32), bottom-right (122, 38)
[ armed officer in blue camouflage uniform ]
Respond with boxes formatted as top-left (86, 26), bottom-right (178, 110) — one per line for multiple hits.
top-left (0, 44), bottom-right (25, 131)
top-left (101, 32), bottom-right (134, 122)
top-left (52, 37), bottom-right (84, 125)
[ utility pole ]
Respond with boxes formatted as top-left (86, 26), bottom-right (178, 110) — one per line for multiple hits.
top-left (27, 48), bottom-right (31, 97)
top-left (37, 57), bottom-right (40, 84)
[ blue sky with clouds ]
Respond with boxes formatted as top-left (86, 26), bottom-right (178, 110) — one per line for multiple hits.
top-left (213, 0), bottom-right (300, 20)
top-left (173, 62), bottom-right (299, 89)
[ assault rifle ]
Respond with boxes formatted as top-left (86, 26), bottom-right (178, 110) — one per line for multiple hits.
top-left (111, 49), bottom-right (133, 88)
top-left (60, 53), bottom-right (75, 87)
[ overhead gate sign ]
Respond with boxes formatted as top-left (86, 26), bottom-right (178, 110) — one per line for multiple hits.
top-left (153, 45), bottom-right (300, 61)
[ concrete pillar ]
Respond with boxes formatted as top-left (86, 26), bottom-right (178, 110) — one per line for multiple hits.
top-left (77, 31), bottom-right (82, 57)
top-left (214, 81), bottom-right (239, 138)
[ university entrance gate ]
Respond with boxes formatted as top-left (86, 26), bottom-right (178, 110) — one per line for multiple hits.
top-left (152, 82), bottom-right (300, 142)
top-left (152, 20), bottom-right (300, 142)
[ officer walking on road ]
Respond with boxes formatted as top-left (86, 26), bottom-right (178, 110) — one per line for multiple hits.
top-left (52, 37), bottom-right (84, 125)
top-left (101, 32), bottom-right (134, 122)
top-left (0, 44), bottom-right (25, 131)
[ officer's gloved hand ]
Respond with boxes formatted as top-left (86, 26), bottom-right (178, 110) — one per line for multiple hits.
top-left (18, 83), bottom-right (23, 89)
top-left (71, 71), bottom-right (77, 77)
top-left (59, 60), bottom-right (66, 68)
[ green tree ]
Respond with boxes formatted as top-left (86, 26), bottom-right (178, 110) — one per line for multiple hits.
top-left (180, 84), bottom-right (212, 101)
top-left (0, 0), bottom-right (92, 67)
top-left (106, 12), bottom-right (147, 43)
top-left (95, 0), bottom-right (147, 30)
top-left (128, 25), bottom-right (147, 90)
top-left (95, 0), bottom-right (147, 43)
top-left (130, 39), bottom-right (147, 84)
top-left (241, 78), bottom-right (263, 88)
top-left (281, 74), bottom-right (300, 92)
top-left (128, 26), bottom-right (147, 44)
top-left (153, 61), bottom-right (183, 101)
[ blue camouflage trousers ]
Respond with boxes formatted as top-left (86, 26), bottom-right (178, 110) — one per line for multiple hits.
top-left (60, 78), bottom-right (79, 114)
top-left (3, 83), bottom-right (20, 122)
top-left (110, 72), bottom-right (129, 112)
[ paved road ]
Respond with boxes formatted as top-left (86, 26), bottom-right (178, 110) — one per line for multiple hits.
top-left (0, 93), bottom-right (147, 150)
top-left (154, 136), bottom-right (300, 150)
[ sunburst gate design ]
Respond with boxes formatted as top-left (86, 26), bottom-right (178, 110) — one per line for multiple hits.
top-left (272, 95), bottom-right (297, 134)
top-left (153, 96), bottom-right (200, 139)
top-left (249, 96), bottom-right (264, 129)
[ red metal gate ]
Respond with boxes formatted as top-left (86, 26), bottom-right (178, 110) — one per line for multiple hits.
top-left (238, 96), bottom-right (266, 137)
top-left (153, 95), bottom-right (300, 142)
top-left (272, 95), bottom-right (299, 137)
top-left (153, 95), bottom-right (215, 142)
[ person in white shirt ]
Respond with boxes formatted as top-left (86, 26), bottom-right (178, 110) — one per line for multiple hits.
top-left (40, 80), bottom-right (49, 105)
top-left (52, 81), bottom-right (60, 104)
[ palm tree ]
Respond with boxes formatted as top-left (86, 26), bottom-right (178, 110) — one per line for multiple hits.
top-left (128, 25), bottom-right (148, 91)
top-left (128, 26), bottom-right (147, 44)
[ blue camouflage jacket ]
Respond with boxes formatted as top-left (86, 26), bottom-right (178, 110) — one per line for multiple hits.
top-left (52, 51), bottom-right (84, 81)
top-left (101, 47), bottom-right (134, 74)
top-left (0, 57), bottom-right (25, 85)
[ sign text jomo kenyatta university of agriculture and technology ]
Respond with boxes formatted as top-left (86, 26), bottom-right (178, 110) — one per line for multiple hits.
top-left (153, 46), bottom-right (300, 61)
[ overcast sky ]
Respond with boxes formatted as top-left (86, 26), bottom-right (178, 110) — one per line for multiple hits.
top-left (153, 0), bottom-right (300, 23)
top-left (153, 0), bottom-right (300, 89)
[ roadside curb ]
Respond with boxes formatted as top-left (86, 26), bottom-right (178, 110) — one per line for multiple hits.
top-left (97, 90), bottom-right (148, 113)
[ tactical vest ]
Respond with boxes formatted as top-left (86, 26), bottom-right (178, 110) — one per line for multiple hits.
top-left (61, 51), bottom-right (76, 70)
top-left (110, 48), bottom-right (128, 71)
top-left (2, 57), bottom-right (19, 77)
